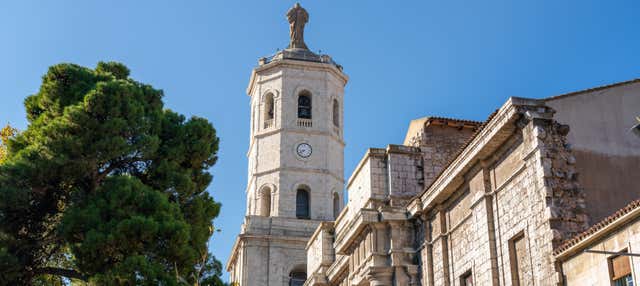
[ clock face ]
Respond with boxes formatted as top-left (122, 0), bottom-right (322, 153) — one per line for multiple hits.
top-left (296, 143), bottom-right (312, 158)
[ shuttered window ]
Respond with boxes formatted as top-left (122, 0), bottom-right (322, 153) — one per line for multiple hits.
top-left (611, 253), bottom-right (634, 286)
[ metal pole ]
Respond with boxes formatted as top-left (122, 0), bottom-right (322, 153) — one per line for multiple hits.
top-left (584, 249), bottom-right (640, 257)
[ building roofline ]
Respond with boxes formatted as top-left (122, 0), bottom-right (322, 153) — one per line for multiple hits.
top-left (403, 116), bottom-right (482, 146)
top-left (554, 199), bottom-right (640, 259)
top-left (544, 78), bottom-right (640, 101)
top-left (246, 58), bottom-right (349, 96)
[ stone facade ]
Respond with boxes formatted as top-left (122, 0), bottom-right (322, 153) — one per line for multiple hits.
top-left (303, 85), bottom-right (640, 286)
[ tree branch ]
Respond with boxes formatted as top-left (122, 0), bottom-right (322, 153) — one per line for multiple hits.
top-left (34, 267), bottom-right (88, 282)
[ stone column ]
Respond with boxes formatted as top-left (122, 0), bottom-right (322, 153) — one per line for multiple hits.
top-left (371, 223), bottom-right (388, 266)
top-left (389, 221), bottom-right (408, 266)
top-left (437, 206), bottom-right (451, 286)
top-left (423, 213), bottom-right (435, 286)
top-left (481, 160), bottom-right (501, 286)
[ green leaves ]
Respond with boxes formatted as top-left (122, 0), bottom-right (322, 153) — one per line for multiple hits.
top-left (61, 176), bottom-right (191, 278)
top-left (0, 62), bottom-right (223, 285)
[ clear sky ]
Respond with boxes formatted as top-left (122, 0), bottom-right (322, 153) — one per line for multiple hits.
top-left (1, 0), bottom-right (639, 281)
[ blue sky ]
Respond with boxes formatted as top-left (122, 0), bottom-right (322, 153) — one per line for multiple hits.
top-left (1, 0), bottom-right (639, 281)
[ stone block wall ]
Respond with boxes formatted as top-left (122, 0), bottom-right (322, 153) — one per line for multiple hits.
top-left (386, 145), bottom-right (424, 207)
top-left (407, 123), bottom-right (477, 187)
top-left (417, 107), bottom-right (590, 286)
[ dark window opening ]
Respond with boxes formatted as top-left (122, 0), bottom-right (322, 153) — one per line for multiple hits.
top-left (333, 192), bottom-right (340, 220)
top-left (289, 271), bottom-right (307, 286)
top-left (297, 93), bottom-right (312, 119)
top-left (296, 188), bottom-right (310, 219)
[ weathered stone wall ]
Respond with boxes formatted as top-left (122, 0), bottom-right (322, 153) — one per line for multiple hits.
top-left (386, 145), bottom-right (424, 207)
top-left (408, 124), bottom-right (477, 187)
top-left (416, 107), bottom-right (590, 286)
top-left (306, 222), bottom-right (336, 282)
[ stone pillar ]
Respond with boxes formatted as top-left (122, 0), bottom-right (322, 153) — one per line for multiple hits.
top-left (389, 221), bottom-right (409, 266)
top-left (481, 160), bottom-right (501, 286)
top-left (371, 223), bottom-right (388, 266)
top-left (437, 207), bottom-right (451, 286)
top-left (423, 213), bottom-right (435, 286)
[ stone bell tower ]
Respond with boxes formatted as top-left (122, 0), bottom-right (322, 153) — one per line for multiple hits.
top-left (227, 4), bottom-right (348, 286)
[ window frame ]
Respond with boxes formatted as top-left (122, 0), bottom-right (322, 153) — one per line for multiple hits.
top-left (508, 231), bottom-right (528, 286)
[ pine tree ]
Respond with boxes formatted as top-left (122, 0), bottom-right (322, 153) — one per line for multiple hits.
top-left (0, 62), bottom-right (225, 285)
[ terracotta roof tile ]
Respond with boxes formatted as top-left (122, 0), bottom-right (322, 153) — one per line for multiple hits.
top-left (554, 199), bottom-right (640, 256)
top-left (424, 116), bottom-right (483, 126)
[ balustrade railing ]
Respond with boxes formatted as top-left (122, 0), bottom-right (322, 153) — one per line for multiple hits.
top-left (297, 118), bottom-right (312, 127)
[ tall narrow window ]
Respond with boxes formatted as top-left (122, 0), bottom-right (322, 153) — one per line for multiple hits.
top-left (259, 187), bottom-right (271, 217)
top-left (610, 251), bottom-right (633, 286)
top-left (265, 93), bottom-right (274, 120)
top-left (289, 271), bottom-right (307, 286)
top-left (296, 187), bottom-right (310, 219)
top-left (297, 92), bottom-right (312, 119)
top-left (332, 99), bottom-right (339, 127)
top-left (333, 192), bottom-right (340, 219)
top-left (509, 232), bottom-right (531, 286)
top-left (264, 93), bottom-right (275, 129)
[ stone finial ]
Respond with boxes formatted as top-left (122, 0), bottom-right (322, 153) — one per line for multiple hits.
top-left (286, 3), bottom-right (309, 50)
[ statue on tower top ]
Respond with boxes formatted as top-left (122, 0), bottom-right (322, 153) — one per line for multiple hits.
top-left (287, 3), bottom-right (309, 50)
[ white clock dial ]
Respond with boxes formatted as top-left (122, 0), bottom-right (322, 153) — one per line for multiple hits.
top-left (296, 143), bottom-right (312, 158)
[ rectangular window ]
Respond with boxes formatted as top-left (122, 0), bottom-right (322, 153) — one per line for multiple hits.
top-left (461, 270), bottom-right (473, 286)
top-left (610, 251), bottom-right (634, 286)
top-left (509, 232), bottom-right (531, 286)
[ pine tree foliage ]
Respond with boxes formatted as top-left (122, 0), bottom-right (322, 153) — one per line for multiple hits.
top-left (0, 62), bottom-right (225, 285)
top-left (0, 124), bottom-right (17, 163)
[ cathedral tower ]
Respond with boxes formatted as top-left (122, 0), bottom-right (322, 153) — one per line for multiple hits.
top-left (227, 4), bottom-right (348, 286)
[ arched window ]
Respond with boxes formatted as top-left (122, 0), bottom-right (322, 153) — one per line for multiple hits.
top-left (297, 92), bottom-right (312, 119)
top-left (259, 187), bottom-right (271, 217)
top-left (264, 93), bottom-right (274, 120)
top-left (332, 99), bottom-right (339, 127)
top-left (289, 270), bottom-right (307, 286)
top-left (296, 187), bottom-right (310, 219)
top-left (333, 192), bottom-right (340, 219)
top-left (263, 93), bottom-right (275, 129)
